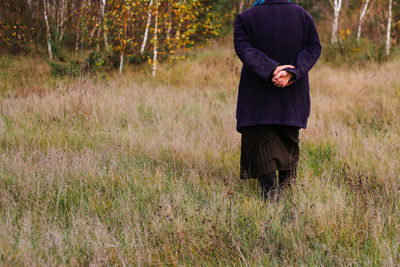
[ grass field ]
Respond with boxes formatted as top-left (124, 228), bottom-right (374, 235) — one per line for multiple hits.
top-left (1, 38), bottom-right (399, 266)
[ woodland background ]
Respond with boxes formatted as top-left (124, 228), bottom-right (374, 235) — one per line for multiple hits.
top-left (0, 0), bottom-right (400, 266)
top-left (0, 0), bottom-right (399, 78)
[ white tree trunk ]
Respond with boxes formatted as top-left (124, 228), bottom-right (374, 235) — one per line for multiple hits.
top-left (239, 0), bottom-right (244, 13)
top-left (56, 1), bottom-right (60, 33)
top-left (166, 4), bottom-right (172, 40)
top-left (166, 15), bottom-right (172, 40)
top-left (386, 0), bottom-right (392, 56)
top-left (330, 0), bottom-right (343, 43)
top-left (100, 0), bottom-right (109, 49)
top-left (357, 0), bottom-right (370, 39)
top-left (141, 0), bottom-right (154, 54)
top-left (59, 0), bottom-right (66, 41)
top-left (43, 0), bottom-right (53, 59)
top-left (119, 54), bottom-right (124, 76)
top-left (75, 27), bottom-right (80, 56)
top-left (96, 26), bottom-right (100, 52)
top-left (75, 0), bottom-right (84, 56)
top-left (152, 0), bottom-right (159, 77)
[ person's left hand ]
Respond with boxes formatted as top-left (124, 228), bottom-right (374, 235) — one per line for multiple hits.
top-left (272, 70), bottom-right (294, 88)
top-left (273, 65), bottom-right (294, 77)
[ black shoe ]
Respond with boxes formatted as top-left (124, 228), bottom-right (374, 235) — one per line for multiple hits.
top-left (258, 172), bottom-right (277, 200)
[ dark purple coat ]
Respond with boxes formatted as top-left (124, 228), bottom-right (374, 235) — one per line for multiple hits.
top-left (234, 0), bottom-right (321, 132)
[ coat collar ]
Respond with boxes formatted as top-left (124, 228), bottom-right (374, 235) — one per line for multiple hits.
top-left (260, 0), bottom-right (293, 5)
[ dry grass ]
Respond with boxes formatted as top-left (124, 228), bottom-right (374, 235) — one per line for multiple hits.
top-left (0, 55), bottom-right (53, 97)
top-left (0, 38), bottom-right (399, 266)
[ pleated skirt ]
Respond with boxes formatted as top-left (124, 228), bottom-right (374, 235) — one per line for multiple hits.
top-left (240, 124), bottom-right (300, 179)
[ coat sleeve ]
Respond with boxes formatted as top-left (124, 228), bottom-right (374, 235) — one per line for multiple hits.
top-left (284, 13), bottom-right (322, 81)
top-left (234, 14), bottom-right (280, 82)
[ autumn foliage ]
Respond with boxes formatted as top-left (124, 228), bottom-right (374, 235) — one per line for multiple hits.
top-left (0, 0), bottom-right (398, 73)
top-left (0, 0), bottom-right (221, 75)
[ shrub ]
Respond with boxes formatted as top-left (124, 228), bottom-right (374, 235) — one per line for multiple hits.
top-left (85, 51), bottom-right (106, 72)
top-left (321, 37), bottom-right (387, 66)
top-left (128, 51), bottom-right (151, 65)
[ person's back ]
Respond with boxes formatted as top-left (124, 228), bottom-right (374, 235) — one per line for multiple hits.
top-left (234, 0), bottom-right (321, 198)
top-left (234, 0), bottom-right (321, 131)
top-left (239, 3), bottom-right (309, 64)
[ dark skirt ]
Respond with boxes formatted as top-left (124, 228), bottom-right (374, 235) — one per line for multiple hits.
top-left (240, 124), bottom-right (300, 179)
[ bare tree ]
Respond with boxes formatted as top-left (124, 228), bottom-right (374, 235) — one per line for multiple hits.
top-left (141, 0), bottom-right (153, 54)
top-left (386, 0), bottom-right (392, 55)
top-left (357, 0), bottom-right (371, 39)
top-left (43, 0), bottom-right (53, 59)
top-left (329, 0), bottom-right (343, 43)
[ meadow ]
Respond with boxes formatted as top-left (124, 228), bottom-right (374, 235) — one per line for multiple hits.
top-left (0, 38), bottom-right (399, 266)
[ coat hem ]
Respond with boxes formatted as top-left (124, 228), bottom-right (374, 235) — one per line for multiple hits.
top-left (237, 120), bottom-right (307, 132)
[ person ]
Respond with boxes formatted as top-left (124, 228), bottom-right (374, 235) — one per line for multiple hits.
top-left (234, 0), bottom-right (321, 199)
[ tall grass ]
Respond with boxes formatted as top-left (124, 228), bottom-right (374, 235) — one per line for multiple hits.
top-left (0, 38), bottom-right (399, 266)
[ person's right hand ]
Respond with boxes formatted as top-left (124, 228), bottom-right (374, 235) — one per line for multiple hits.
top-left (272, 70), bottom-right (294, 88)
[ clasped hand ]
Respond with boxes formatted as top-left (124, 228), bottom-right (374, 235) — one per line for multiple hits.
top-left (272, 65), bottom-right (295, 88)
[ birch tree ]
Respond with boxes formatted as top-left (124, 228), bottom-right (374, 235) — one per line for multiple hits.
top-left (75, 0), bottom-right (85, 55)
top-left (152, 0), bottom-right (159, 77)
top-left (166, 2), bottom-right (172, 41)
top-left (119, 3), bottom-right (128, 76)
top-left (239, 0), bottom-right (244, 13)
top-left (385, 0), bottom-right (392, 55)
top-left (329, 0), bottom-right (343, 43)
top-left (100, 0), bottom-right (109, 48)
top-left (141, 0), bottom-right (153, 54)
top-left (43, 0), bottom-right (53, 59)
top-left (174, 1), bottom-right (184, 42)
top-left (0, 0), bottom-right (219, 70)
top-left (357, 0), bottom-right (371, 39)
top-left (58, 0), bottom-right (66, 41)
